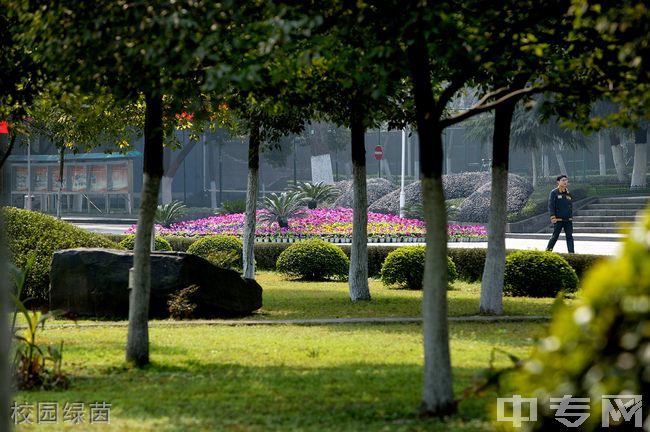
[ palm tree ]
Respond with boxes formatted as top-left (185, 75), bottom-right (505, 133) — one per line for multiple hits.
top-left (289, 181), bottom-right (339, 209)
top-left (465, 100), bottom-right (585, 186)
top-left (155, 200), bottom-right (186, 228)
top-left (258, 191), bottom-right (307, 228)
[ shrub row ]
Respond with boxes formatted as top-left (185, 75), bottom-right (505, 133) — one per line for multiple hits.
top-left (105, 233), bottom-right (604, 281)
top-left (4, 208), bottom-right (119, 304)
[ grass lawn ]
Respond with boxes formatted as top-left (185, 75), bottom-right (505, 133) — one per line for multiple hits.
top-left (13, 321), bottom-right (546, 431)
top-left (36, 271), bottom-right (558, 327)
top-left (248, 271), bottom-right (558, 320)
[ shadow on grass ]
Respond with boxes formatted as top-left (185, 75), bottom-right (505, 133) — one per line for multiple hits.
top-left (17, 361), bottom-right (498, 432)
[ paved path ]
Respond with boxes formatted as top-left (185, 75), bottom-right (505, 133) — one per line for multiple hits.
top-left (30, 315), bottom-right (551, 330)
top-left (72, 220), bottom-right (624, 256)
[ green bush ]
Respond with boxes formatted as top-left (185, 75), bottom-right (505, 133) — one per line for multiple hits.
top-left (186, 235), bottom-right (243, 270)
top-left (276, 239), bottom-right (349, 280)
top-left (3, 207), bottom-right (119, 304)
top-left (162, 235), bottom-right (196, 252)
top-left (503, 250), bottom-right (578, 297)
top-left (254, 243), bottom-right (290, 270)
top-left (499, 208), bottom-right (650, 431)
top-left (118, 234), bottom-right (173, 251)
top-left (380, 246), bottom-right (457, 290)
top-left (447, 248), bottom-right (487, 282)
top-left (561, 253), bottom-right (606, 280)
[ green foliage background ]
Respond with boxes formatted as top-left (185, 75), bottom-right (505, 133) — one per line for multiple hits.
top-left (4, 207), bottom-right (118, 302)
top-left (276, 239), bottom-right (349, 280)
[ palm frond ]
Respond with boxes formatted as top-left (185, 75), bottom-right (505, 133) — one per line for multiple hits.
top-left (258, 192), bottom-right (307, 228)
top-left (155, 200), bottom-right (186, 227)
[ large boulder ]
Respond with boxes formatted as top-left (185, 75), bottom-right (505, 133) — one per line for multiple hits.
top-left (333, 178), bottom-right (396, 208)
top-left (455, 174), bottom-right (533, 223)
top-left (50, 248), bottom-right (263, 319)
top-left (442, 172), bottom-right (492, 199)
top-left (369, 181), bottom-right (422, 215)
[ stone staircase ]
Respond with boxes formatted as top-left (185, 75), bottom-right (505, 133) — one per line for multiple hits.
top-left (543, 195), bottom-right (650, 234)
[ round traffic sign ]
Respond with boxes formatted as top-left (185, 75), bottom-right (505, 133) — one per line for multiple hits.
top-left (374, 145), bottom-right (383, 161)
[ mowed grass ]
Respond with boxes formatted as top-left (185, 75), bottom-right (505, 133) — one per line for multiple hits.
top-left (250, 271), bottom-right (558, 320)
top-left (36, 270), bottom-right (558, 327)
top-left (14, 321), bottom-right (546, 432)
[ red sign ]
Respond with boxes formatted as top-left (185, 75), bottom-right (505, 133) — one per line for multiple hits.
top-left (0, 121), bottom-right (8, 134)
top-left (374, 145), bottom-right (383, 161)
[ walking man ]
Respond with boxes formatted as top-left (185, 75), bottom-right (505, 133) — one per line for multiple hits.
top-left (546, 174), bottom-right (575, 253)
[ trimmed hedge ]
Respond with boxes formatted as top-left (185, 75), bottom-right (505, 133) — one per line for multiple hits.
top-left (276, 239), bottom-right (349, 280)
top-left (118, 234), bottom-right (172, 251)
top-left (186, 235), bottom-right (243, 270)
top-left (447, 248), bottom-right (487, 282)
top-left (380, 246), bottom-right (458, 290)
top-left (3, 208), bottom-right (119, 304)
top-left (107, 233), bottom-right (606, 282)
top-left (504, 250), bottom-right (578, 297)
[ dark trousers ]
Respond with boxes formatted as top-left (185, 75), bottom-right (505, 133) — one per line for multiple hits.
top-left (546, 220), bottom-right (574, 253)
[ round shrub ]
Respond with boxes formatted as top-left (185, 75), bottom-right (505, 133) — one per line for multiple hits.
top-left (186, 235), bottom-right (243, 270)
top-left (3, 207), bottom-right (119, 304)
top-left (380, 246), bottom-right (457, 290)
top-left (498, 208), bottom-right (650, 430)
top-left (276, 239), bottom-right (349, 280)
top-left (503, 250), bottom-right (578, 297)
top-left (118, 234), bottom-right (172, 251)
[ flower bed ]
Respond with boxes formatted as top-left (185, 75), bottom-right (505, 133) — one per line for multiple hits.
top-left (126, 208), bottom-right (487, 242)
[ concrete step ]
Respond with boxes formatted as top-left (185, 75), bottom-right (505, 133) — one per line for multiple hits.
top-left (540, 226), bottom-right (625, 234)
top-left (577, 209), bottom-right (640, 217)
top-left (572, 227), bottom-right (628, 233)
top-left (572, 223), bottom-right (631, 229)
top-left (586, 203), bottom-right (647, 210)
top-left (572, 215), bottom-right (638, 222)
top-left (596, 196), bottom-right (650, 204)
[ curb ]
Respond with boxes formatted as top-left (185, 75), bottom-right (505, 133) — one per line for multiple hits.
top-left (30, 315), bottom-right (550, 330)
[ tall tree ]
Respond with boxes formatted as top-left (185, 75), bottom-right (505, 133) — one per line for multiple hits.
top-left (224, 99), bottom-right (306, 280)
top-left (371, 0), bottom-right (550, 414)
top-left (14, 0), bottom-right (232, 366)
top-left (23, 92), bottom-right (137, 217)
top-left (630, 126), bottom-right (648, 189)
top-left (303, 6), bottom-right (410, 301)
top-left (0, 7), bottom-right (44, 424)
top-left (0, 210), bottom-right (8, 432)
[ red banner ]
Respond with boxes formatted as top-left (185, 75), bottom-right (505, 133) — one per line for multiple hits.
top-left (0, 121), bottom-right (8, 134)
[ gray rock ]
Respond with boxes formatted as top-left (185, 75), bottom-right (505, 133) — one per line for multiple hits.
top-left (333, 178), bottom-right (396, 208)
top-left (442, 172), bottom-right (492, 199)
top-left (50, 248), bottom-right (262, 319)
top-left (455, 174), bottom-right (533, 223)
top-left (369, 181), bottom-right (422, 214)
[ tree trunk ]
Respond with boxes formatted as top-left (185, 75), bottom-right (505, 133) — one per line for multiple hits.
top-left (348, 113), bottom-right (370, 301)
top-left (0, 133), bottom-right (16, 170)
top-left (598, 132), bottom-right (607, 176)
top-left (126, 92), bottom-right (164, 368)
top-left (0, 210), bottom-right (11, 432)
top-left (630, 128), bottom-right (647, 190)
top-left (531, 150), bottom-right (538, 187)
top-left (420, 149), bottom-right (454, 416)
top-left (161, 139), bottom-right (198, 204)
top-left (542, 148), bottom-right (550, 177)
top-left (408, 33), bottom-right (454, 417)
top-left (610, 131), bottom-right (628, 182)
top-left (161, 176), bottom-right (173, 204)
top-left (243, 125), bottom-right (260, 280)
top-left (480, 102), bottom-right (516, 315)
top-left (57, 145), bottom-right (65, 219)
top-left (553, 143), bottom-right (568, 175)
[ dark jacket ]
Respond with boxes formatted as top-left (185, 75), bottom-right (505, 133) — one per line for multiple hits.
top-left (548, 188), bottom-right (573, 220)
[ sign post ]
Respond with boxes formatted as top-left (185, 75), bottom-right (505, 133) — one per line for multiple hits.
top-left (374, 145), bottom-right (383, 179)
